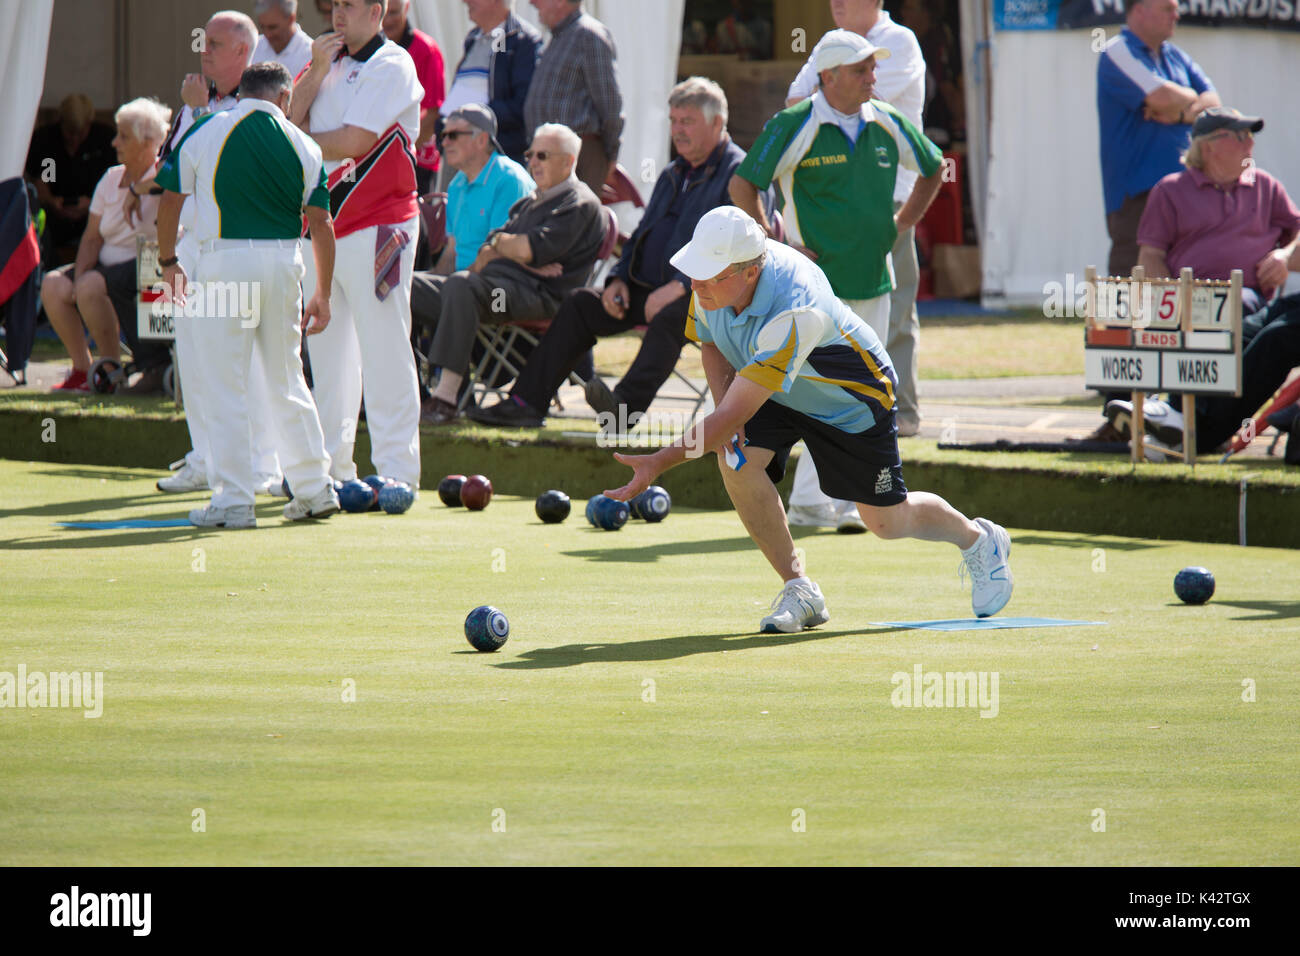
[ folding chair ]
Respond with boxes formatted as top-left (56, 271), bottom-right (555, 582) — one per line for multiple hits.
top-left (456, 206), bottom-right (621, 413)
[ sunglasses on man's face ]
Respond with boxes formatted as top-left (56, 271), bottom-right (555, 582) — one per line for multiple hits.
top-left (440, 129), bottom-right (474, 143)
top-left (1206, 129), bottom-right (1253, 144)
top-left (524, 150), bottom-right (552, 162)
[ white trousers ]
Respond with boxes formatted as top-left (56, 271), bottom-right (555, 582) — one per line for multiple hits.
top-left (191, 243), bottom-right (332, 508)
top-left (301, 220), bottom-right (421, 485)
top-left (789, 294), bottom-right (890, 509)
top-left (175, 238), bottom-right (283, 485)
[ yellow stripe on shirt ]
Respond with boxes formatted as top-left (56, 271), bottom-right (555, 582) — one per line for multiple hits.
top-left (684, 294), bottom-right (699, 343)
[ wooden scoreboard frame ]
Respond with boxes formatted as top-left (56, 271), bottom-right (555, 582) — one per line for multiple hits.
top-left (1083, 266), bottom-right (1244, 467)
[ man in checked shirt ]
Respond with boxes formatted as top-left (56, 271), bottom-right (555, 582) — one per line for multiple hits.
top-left (524, 0), bottom-right (625, 193)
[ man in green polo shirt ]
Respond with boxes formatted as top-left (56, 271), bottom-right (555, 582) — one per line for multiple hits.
top-left (155, 62), bottom-right (340, 529)
top-left (729, 28), bottom-right (944, 534)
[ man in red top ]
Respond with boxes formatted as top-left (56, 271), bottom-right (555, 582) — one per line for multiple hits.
top-left (384, 0), bottom-right (445, 195)
top-left (292, 0), bottom-right (425, 488)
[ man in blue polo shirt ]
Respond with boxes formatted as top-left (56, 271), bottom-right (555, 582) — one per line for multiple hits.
top-left (1097, 0), bottom-right (1218, 279)
top-left (604, 207), bottom-right (1014, 633)
top-left (409, 104), bottom-right (532, 421)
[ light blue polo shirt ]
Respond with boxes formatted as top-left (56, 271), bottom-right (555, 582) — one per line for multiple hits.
top-left (1097, 27), bottom-right (1214, 214)
top-left (686, 240), bottom-right (898, 434)
top-left (446, 151), bottom-right (534, 270)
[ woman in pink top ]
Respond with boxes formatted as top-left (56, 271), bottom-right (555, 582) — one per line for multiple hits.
top-left (44, 97), bottom-right (170, 393)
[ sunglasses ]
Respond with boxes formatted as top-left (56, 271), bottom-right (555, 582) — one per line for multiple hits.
top-left (1205, 129), bottom-right (1253, 144)
top-left (523, 150), bottom-right (553, 162)
top-left (440, 129), bottom-right (474, 143)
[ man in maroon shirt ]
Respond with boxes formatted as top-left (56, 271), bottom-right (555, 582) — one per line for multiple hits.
top-left (1137, 108), bottom-right (1300, 317)
top-left (384, 0), bottom-right (446, 194)
top-left (1100, 108), bottom-right (1300, 454)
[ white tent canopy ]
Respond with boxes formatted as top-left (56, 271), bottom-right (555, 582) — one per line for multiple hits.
top-left (966, 13), bottom-right (1300, 306)
top-left (411, 0), bottom-right (685, 204)
top-left (2, 1), bottom-right (55, 182)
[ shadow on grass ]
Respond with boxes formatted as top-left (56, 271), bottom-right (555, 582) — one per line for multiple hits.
top-left (495, 625), bottom-right (906, 669)
top-left (0, 500), bottom-right (296, 550)
top-left (0, 491), bottom-right (197, 520)
top-left (1011, 533), bottom-right (1161, 551)
top-left (562, 534), bottom-right (759, 563)
top-left (1210, 600), bottom-right (1300, 622)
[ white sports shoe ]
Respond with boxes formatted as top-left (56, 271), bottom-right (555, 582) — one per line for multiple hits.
top-left (760, 579), bottom-right (830, 633)
top-left (1105, 398), bottom-right (1185, 445)
top-left (834, 500), bottom-right (867, 534)
top-left (787, 502), bottom-right (838, 528)
top-left (157, 461), bottom-right (209, 493)
top-left (189, 504), bottom-right (256, 529)
top-left (960, 518), bottom-right (1013, 617)
top-left (283, 487), bottom-right (340, 521)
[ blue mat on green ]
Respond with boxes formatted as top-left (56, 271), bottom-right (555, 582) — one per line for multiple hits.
top-left (873, 617), bottom-right (1105, 631)
top-left (57, 519), bottom-right (194, 530)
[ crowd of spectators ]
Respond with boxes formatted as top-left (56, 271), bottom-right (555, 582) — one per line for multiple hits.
top-left (17, 0), bottom-right (1298, 474)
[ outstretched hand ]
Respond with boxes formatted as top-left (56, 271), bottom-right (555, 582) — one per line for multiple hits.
top-left (603, 452), bottom-right (662, 502)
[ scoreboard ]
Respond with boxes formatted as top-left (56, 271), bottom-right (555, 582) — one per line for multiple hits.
top-left (1083, 266), bottom-right (1242, 397)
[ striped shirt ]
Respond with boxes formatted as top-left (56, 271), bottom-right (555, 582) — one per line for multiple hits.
top-left (523, 9), bottom-right (624, 160)
top-left (686, 240), bottom-right (897, 433)
top-left (155, 98), bottom-right (329, 242)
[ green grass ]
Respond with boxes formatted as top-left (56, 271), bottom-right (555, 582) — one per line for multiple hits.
top-left (1, 459), bottom-right (1297, 865)
top-left (590, 310), bottom-right (1082, 383)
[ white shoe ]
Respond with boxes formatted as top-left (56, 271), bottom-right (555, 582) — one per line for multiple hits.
top-left (787, 502), bottom-right (838, 528)
top-left (1105, 398), bottom-right (1185, 445)
top-left (834, 499), bottom-right (867, 534)
top-left (283, 487), bottom-right (340, 521)
top-left (189, 504), bottom-right (256, 529)
top-left (960, 518), bottom-right (1013, 617)
top-left (157, 461), bottom-right (209, 493)
top-left (760, 579), bottom-right (830, 633)
top-left (1142, 435), bottom-right (1181, 463)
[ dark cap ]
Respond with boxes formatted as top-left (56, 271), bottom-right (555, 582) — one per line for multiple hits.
top-left (1192, 107), bottom-right (1264, 139)
top-left (445, 103), bottom-right (503, 154)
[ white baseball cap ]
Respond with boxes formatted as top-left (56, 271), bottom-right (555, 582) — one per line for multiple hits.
top-left (670, 206), bottom-right (767, 281)
top-left (811, 29), bottom-right (890, 74)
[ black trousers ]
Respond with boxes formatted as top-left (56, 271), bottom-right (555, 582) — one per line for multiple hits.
top-left (512, 284), bottom-right (690, 416)
top-left (1196, 294), bottom-right (1300, 453)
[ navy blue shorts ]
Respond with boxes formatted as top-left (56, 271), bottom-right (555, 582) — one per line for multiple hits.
top-left (742, 399), bottom-right (908, 506)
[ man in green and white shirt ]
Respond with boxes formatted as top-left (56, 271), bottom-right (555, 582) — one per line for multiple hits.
top-left (729, 28), bottom-right (943, 532)
top-left (156, 62), bottom-right (340, 529)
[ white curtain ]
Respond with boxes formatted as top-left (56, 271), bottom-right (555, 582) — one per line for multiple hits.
top-left (409, 0), bottom-right (684, 202)
top-left (2, 1), bottom-right (55, 180)
top-left (980, 24), bottom-right (1300, 306)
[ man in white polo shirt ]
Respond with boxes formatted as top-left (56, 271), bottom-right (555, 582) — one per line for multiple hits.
top-left (253, 0), bottom-right (315, 80)
top-left (290, 0), bottom-right (424, 488)
top-left (156, 62), bottom-right (340, 529)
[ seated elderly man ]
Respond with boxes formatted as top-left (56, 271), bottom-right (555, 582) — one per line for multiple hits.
top-left (42, 97), bottom-right (173, 393)
top-left (1099, 108), bottom-right (1300, 453)
top-left (413, 105), bottom-right (533, 280)
top-left (417, 123), bottom-right (604, 425)
top-left (470, 77), bottom-right (745, 429)
top-left (409, 103), bottom-right (532, 418)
